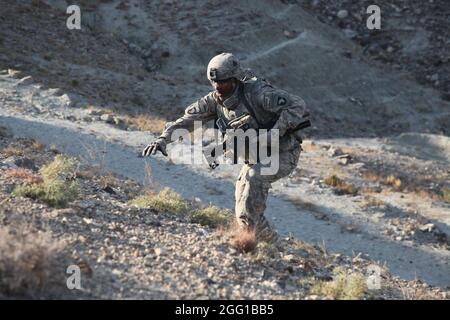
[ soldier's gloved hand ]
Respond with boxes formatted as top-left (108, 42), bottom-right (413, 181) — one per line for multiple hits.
top-left (142, 137), bottom-right (168, 157)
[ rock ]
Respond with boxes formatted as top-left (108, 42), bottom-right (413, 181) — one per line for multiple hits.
top-left (341, 50), bottom-right (353, 59)
top-left (0, 126), bottom-right (13, 138)
top-left (144, 61), bottom-right (160, 72)
top-left (83, 218), bottom-right (94, 225)
top-left (112, 116), bottom-right (126, 129)
top-left (337, 154), bottom-right (352, 165)
top-left (47, 88), bottom-right (63, 96)
top-left (113, 116), bottom-right (122, 125)
top-left (64, 115), bottom-right (77, 121)
top-left (100, 114), bottom-right (114, 123)
top-left (430, 73), bottom-right (439, 82)
top-left (154, 247), bottom-right (165, 256)
top-left (60, 94), bottom-right (74, 107)
top-left (14, 157), bottom-right (37, 170)
top-left (419, 223), bottom-right (435, 233)
top-left (2, 157), bottom-right (18, 169)
top-left (328, 147), bottom-right (342, 157)
top-left (15, 76), bottom-right (33, 86)
top-left (352, 162), bottom-right (365, 169)
top-left (337, 10), bottom-right (348, 19)
top-left (7, 69), bottom-right (21, 78)
top-left (128, 42), bottom-right (143, 55)
top-left (55, 208), bottom-right (77, 215)
top-left (87, 109), bottom-right (102, 116)
top-left (283, 30), bottom-right (297, 39)
top-left (102, 185), bottom-right (116, 194)
top-left (282, 254), bottom-right (297, 263)
top-left (144, 255), bottom-right (154, 266)
top-left (373, 186), bottom-right (382, 193)
top-left (343, 29), bottom-right (358, 39)
top-left (310, 0), bottom-right (320, 8)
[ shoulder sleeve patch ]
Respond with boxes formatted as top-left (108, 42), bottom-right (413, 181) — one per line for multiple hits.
top-left (186, 101), bottom-right (208, 115)
top-left (263, 91), bottom-right (290, 109)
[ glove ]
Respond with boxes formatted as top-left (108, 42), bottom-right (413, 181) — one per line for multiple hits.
top-left (228, 114), bottom-right (252, 130)
top-left (142, 137), bottom-right (168, 157)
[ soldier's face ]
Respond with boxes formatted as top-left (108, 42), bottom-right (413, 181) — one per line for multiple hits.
top-left (211, 78), bottom-right (236, 98)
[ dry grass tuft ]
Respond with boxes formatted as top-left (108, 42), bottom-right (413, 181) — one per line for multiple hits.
top-left (12, 155), bottom-right (79, 208)
top-left (125, 114), bottom-right (166, 134)
top-left (310, 267), bottom-right (368, 300)
top-left (30, 139), bottom-right (45, 152)
top-left (130, 187), bottom-right (188, 214)
top-left (1, 144), bottom-right (24, 157)
top-left (190, 206), bottom-right (231, 228)
top-left (386, 175), bottom-right (402, 190)
top-left (324, 174), bottom-right (358, 196)
top-left (441, 187), bottom-right (450, 204)
top-left (226, 222), bottom-right (258, 253)
top-left (0, 225), bottom-right (69, 299)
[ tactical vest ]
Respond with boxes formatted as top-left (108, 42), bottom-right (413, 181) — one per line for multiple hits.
top-left (214, 78), bottom-right (278, 132)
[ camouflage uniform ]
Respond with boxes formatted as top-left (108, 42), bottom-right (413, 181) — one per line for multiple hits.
top-left (150, 53), bottom-right (310, 241)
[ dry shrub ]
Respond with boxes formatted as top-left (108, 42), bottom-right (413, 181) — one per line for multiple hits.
top-left (98, 171), bottom-right (121, 189)
top-left (0, 225), bottom-right (69, 299)
top-left (1, 145), bottom-right (24, 157)
top-left (12, 155), bottom-right (79, 208)
top-left (30, 139), bottom-right (45, 152)
top-left (310, 267), bottom-right (368, 300)
top-left (226, 222), bottom-right (258, 253)
top-left (400, 285), bottom-right (445, 300)
top-left (386, 175), bottom-right (402, 190)
top-left (130, 187), bottom-right (188, 214)
top-left (190, 206), bottom-right (231, 228)
top-left (361, 196), bottom-right (386, 209)
top-left (442, 187), bottom-right (450, 204)
top-left (125, 114), bottom-right (166, 134)
top-left (324, 174), bottom-right (358, 196)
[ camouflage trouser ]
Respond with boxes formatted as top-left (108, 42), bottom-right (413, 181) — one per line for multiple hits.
top-left (234, 136), bottom-right (301, 242)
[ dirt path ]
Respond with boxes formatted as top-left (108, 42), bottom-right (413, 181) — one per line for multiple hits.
top-left (1, 100), bottom-right (449, 287)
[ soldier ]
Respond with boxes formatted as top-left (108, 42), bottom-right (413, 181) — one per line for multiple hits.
top-left (142, 53), bottom-right (310, 242)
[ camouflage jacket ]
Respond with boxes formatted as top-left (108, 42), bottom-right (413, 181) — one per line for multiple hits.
top-left (159, 78), bottom-right (310, 150)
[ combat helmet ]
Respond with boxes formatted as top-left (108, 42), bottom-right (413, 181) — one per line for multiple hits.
top-left (207, 53), bottom-right (244, 81)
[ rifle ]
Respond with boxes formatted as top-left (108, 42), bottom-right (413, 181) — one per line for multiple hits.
top-left (203, 116), bottom-right (311, 169)
top-left (203, 114), bottom-right (251, 169)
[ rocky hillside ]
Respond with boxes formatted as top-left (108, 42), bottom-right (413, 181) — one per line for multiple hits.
top-left (1, 0), bottom-right (449, 137)
top-left (0, 0), bottom-right (449, 299)
top-left (0, 130), bottom-right (447, 299)
top-left (298, 0), bottom-right (450, 100)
